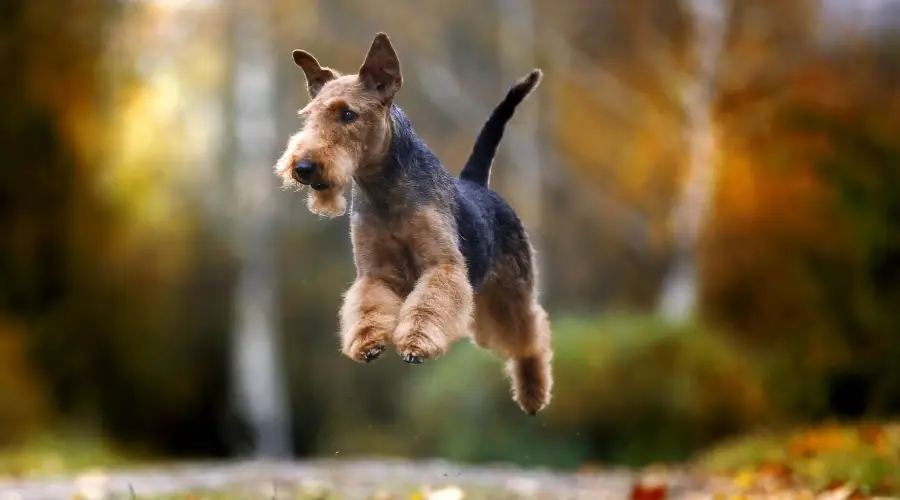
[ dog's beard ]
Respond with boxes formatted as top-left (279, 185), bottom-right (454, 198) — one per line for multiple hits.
top-left (273, 133), bottom-right (352, 218)
top-left (306, 151), bottom-right (352, 218)
top-left (307, 186), bottom-right (347, 218)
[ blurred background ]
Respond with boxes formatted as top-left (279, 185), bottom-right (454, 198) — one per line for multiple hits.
top-left (1, 0), bottom-right (899, 474)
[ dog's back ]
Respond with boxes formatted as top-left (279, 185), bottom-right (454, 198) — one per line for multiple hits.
top-left (452, 70), bottom-right (543, 290)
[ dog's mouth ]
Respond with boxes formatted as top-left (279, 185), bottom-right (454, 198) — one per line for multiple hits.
top-left (292, 175), bottom-right (330, 191)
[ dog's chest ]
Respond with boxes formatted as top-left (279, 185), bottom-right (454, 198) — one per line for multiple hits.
top-left (387, 234), bottom-right (420, 293)
top-left (353, 216), bottom-right (423, 296)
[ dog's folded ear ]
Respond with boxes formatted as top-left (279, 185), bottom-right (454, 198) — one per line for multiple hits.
top-left (292, 50), bottom-right (337, 98)
top-left (358, 32), bottom-right (403, 103)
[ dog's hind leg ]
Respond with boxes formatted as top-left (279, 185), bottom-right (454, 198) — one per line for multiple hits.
top-left (472, 271), bottom-right (553, 415)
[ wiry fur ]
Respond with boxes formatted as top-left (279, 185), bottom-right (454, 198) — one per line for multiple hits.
top-left (275, 33), bottom-right (553, 415)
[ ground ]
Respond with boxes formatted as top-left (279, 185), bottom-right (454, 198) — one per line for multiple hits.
top-left (2, 422), bottom-right (899, 499)
top-left (0, 458), bottom-right (850, 500)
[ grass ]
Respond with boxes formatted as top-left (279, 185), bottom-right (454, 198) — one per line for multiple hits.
top-left (0, 431), bottom-right (141, 478)
top-left (694, 421), bottom-right (900, 496)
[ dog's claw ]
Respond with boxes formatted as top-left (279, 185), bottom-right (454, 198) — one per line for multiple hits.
top-left (362, 344), bottom-right (386, 363)
top-left (402, 353), bottom-right (424, 364)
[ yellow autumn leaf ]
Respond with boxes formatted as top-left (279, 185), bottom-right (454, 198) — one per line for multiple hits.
top-left (733, 467), bottom-right (758, 490)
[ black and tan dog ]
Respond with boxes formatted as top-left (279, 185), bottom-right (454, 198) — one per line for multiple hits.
top-left (274, 32), bottom-right (552, 414)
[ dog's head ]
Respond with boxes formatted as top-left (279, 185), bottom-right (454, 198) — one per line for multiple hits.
top-left (274, 32), bottom-right (403, 217)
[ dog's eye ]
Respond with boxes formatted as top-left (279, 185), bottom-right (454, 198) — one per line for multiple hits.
top-left (339, 108), bottom-right (358, 123)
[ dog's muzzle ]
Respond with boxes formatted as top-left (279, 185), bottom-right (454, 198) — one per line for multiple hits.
top-left (293, 159), bottom-right (330, 190)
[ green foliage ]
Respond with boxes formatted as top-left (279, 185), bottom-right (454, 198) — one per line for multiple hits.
top-left (697, 422), bottom-right (900, 495)
top-left (0, 431), bottom-right (134, 478)
top-left (400, 313), bottom-right (768, 467)
top-left (788, 103), bottom-right (900, 410)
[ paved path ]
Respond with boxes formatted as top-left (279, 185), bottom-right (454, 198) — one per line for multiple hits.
top-left (0, 459), bottom-right (708, 500)
top-left (0, 459), bottom-right (826, 500)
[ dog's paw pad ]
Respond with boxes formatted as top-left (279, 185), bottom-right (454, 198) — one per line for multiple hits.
top-left (361, 343), bottom-right (386, 363)
top-left (401, 352), bottom-right (424, 364)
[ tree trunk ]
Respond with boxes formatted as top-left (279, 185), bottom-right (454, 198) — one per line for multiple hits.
top-left (658, 0), bottom-right (731, 321)
top-left (226, 0), bottom-right (292, 458)
top-left (496, 0), bottom-right (546, 289)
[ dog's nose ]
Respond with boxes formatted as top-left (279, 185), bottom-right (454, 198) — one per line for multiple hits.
top-left (293, 159), bottom-right (318, 180)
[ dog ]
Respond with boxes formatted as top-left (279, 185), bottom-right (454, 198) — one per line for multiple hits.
top-left (274, 33), bottom-right (553, 414)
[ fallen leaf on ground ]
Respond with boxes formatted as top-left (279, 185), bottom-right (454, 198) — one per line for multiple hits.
top-left (857, 425), bottom-right (889, 454)
top-left (758, 462), bottom-right (792, 481)
top-left (630, 481), bottom-right (668, 500)
top-left (816, 483), bottom-right (856, 500)
top-left (732, 468), bottom-right (758, 490)
top-left (424, 486), bottom-right (465, 500)
top-left (789, 427), bottom-right (852, 458)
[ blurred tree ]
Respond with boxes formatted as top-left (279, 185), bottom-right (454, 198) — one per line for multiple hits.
top-left (0, 317), bottom-right (48, 446)
top-left (702, 20), bottom-right (900, 418)
top-left (224, 0), bottom-right (292, 459)
top-left (535, 0), bottom-right (690, 311)
top-left (0, 0), bottom-right (117, 427)
top-left (658, 0), bottom-right (731, 321)
top-left (1, 0), bottom-right (251, 457)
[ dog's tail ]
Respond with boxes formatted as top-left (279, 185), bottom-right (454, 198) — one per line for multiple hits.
top-left (458, 69), bottom-right (543, 187)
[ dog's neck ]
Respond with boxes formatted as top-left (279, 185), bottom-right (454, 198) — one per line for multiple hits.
top-left (351, 105), bottom-right (444, 216)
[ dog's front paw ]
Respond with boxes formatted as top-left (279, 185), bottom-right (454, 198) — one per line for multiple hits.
top-left (342, 326), bottom-right (390, 363)
top-left (400, 352), bottom-right (424, 364)
top-left (393, 321), bottom-right (446, 364)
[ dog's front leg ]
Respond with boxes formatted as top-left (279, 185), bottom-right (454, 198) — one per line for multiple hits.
top-left (339, 276), bottom-right (402, 363)
top-left (393, 262), bottom-right (474, 364)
